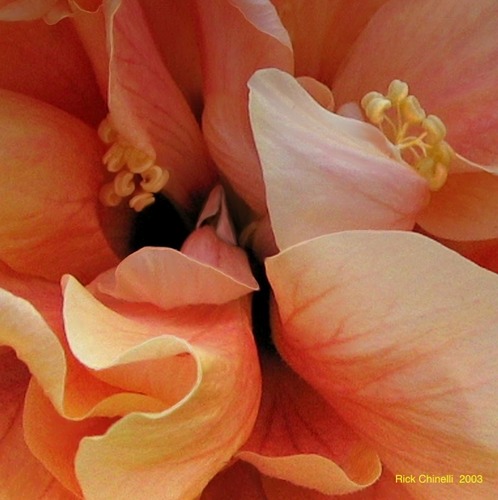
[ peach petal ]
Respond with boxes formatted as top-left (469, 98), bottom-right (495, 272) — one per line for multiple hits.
top-left (272, 0), bottom-right (388, 86)
top-left (333, 0), bottom-right (498, 168)
top-left (0, 0), bottom-right (58, 20)
top-left (237, 355), bottom-right (380, 495)
top-left (181, 186), bottom-right (259, 290)
top-left (103, 0), bottom-right (215, 210)
top-left (23, 379), bottom-right (112, 496)
top-left (417, 172), bottom-right (498, 240)
top-left (0, 18), bottom-right (105, 125)
top-left (267, 231), bottom-right (498, 498)
top-left (0, 89), bottom-right (123, 283)
top-left (93, 245), bottom-right (257, 309)
top-left (197, 0), bottom-right (293, 214)
top-left (248, 69), bottom-right (429, 250)
top-left (60, 282), bottom-right (261, 498)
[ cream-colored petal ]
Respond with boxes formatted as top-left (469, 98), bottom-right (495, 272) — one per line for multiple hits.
top-left (249, 69), bottom-right (429, 250)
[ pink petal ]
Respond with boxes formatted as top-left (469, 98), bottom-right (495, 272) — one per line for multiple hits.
top-left (272, 0), bottom-right (388, 85)
top-left (93, 246), bottom-right (257, 308)
top-left (181, 186), bottom-right (259, 290)
top-left (417, 172), bottom-right (498, 240)
top-left (267, 231), bottom-right (498, 498)
top-left (59, 276), bottom-right (261, 499)
top-left (249, 69), bottom-right (429, 250)
top-left (0, 89), bottom-right (125, 283)
top-left (196, 0), bottom-right (293, 215)
top-left (0, 18), bottom-right (105, 125)
top-left (333, 0), bottom-right (498, 168)
top-left (76, 0), bottom-right (216, 211)
top-left (237, 355), bottom-right (380, 495)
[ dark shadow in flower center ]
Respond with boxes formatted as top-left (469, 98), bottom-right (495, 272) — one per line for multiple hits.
top-left (129, 194), bottom-right (189, 251)
top-left (249, 254), bottom-right (277, 355)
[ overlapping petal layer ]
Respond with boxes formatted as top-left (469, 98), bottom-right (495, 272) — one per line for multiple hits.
top-left (267, 231), bottom-right (498, 498)
top-left (197, 0), bottom-right (293, 215)
top-left (237, 355), bottom-right (380, 495)
top-left (1, 242), bottom-right (261, 498)
top-left (249, 69), bottom-right (429, 250)
top-left (0, 16), bottom-right (105, 124)
top-left (73, 0), bottom-right (216, 211)
top-left (0, 89), bottom-right (123, 282)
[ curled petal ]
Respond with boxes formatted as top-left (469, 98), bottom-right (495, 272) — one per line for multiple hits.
top-left (237, 355), bottom-right (380, 495)
top-left (249, 69), bottom-right (429, 250)
top-left (60, 277), bottom-right (260, 499)
top-left (267, 231), bottom-right (498, 498)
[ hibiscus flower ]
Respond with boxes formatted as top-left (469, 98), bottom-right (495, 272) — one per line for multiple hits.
top-left (1, 0), bottom-right (498, 499)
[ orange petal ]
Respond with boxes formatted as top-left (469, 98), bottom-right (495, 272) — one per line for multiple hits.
top-left (24, 379), bottom-right (112, 496)
top-left (272, 0), bottom-right (388, 85)
top-left (237, 355), bottom-right (380, 495)
top-left (267, 231), bottom-right (498, 498)
top-left (101, 0), bottom-right (215, 210)
top-left (0, 349), bottom-right (74, 498)
top-left (139, 0), bottom-right (203, 116)
top-left (202, 462), bottom-right (267, 499)
top-left (417, 172), bottom-right (498, 240)
top-left (59, 276), bottom-right (261, 499)
top-left (249, 69), bottom-right (429, 250)
top-left (0, 89), bottom-right (123, 283)
top-left (0, 0), bottom-right (58, 20)
top-left (0, 18), bottom-right (105, 125)
top-left (333, 0), bottom-right (498, 168)
top-left (197, 0), bottom-right (293, 215)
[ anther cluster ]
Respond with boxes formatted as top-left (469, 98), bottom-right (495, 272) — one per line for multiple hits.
top-left (361, 80), bottom-right (453, 191)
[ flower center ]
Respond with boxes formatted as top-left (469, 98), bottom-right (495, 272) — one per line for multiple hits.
top-left (361, 80), bottom-right (454, 191)
top-left (98, 117), bottom-right (169, 212)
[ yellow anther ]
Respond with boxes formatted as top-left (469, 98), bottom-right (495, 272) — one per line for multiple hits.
top-left (97, 115), bottom-right (170, 212)
top-left (365, 97), bottom-right (392, 124)
top-left (127, 149), bottom-right (156, 174)
top-left (431, 141), bottom-right (454, 166)
top-left (360, 91), bottom-right (384, 110)
top-left (387, 79), bottom-right (409, 105)
top-left (99, 182), bottom-right (122, 207)
top-left (399, 95), bottom-right (426, 124)
top-left (361, 80), bottom-right (453, 192)
top-left (422, 115), bottom-right (446, 145)
top-left (97, 117), bottom-right (118, 144)
top-left (103, 143), bottom-right (127, 173)
top-left (428, 162), bottom-right (449, 191)
top-left (113, 170), bottom-right (136, 197)
top-left (129, 191), bottom-right (155, 212)
top-left (140, 165), bottom-right (169, 193)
